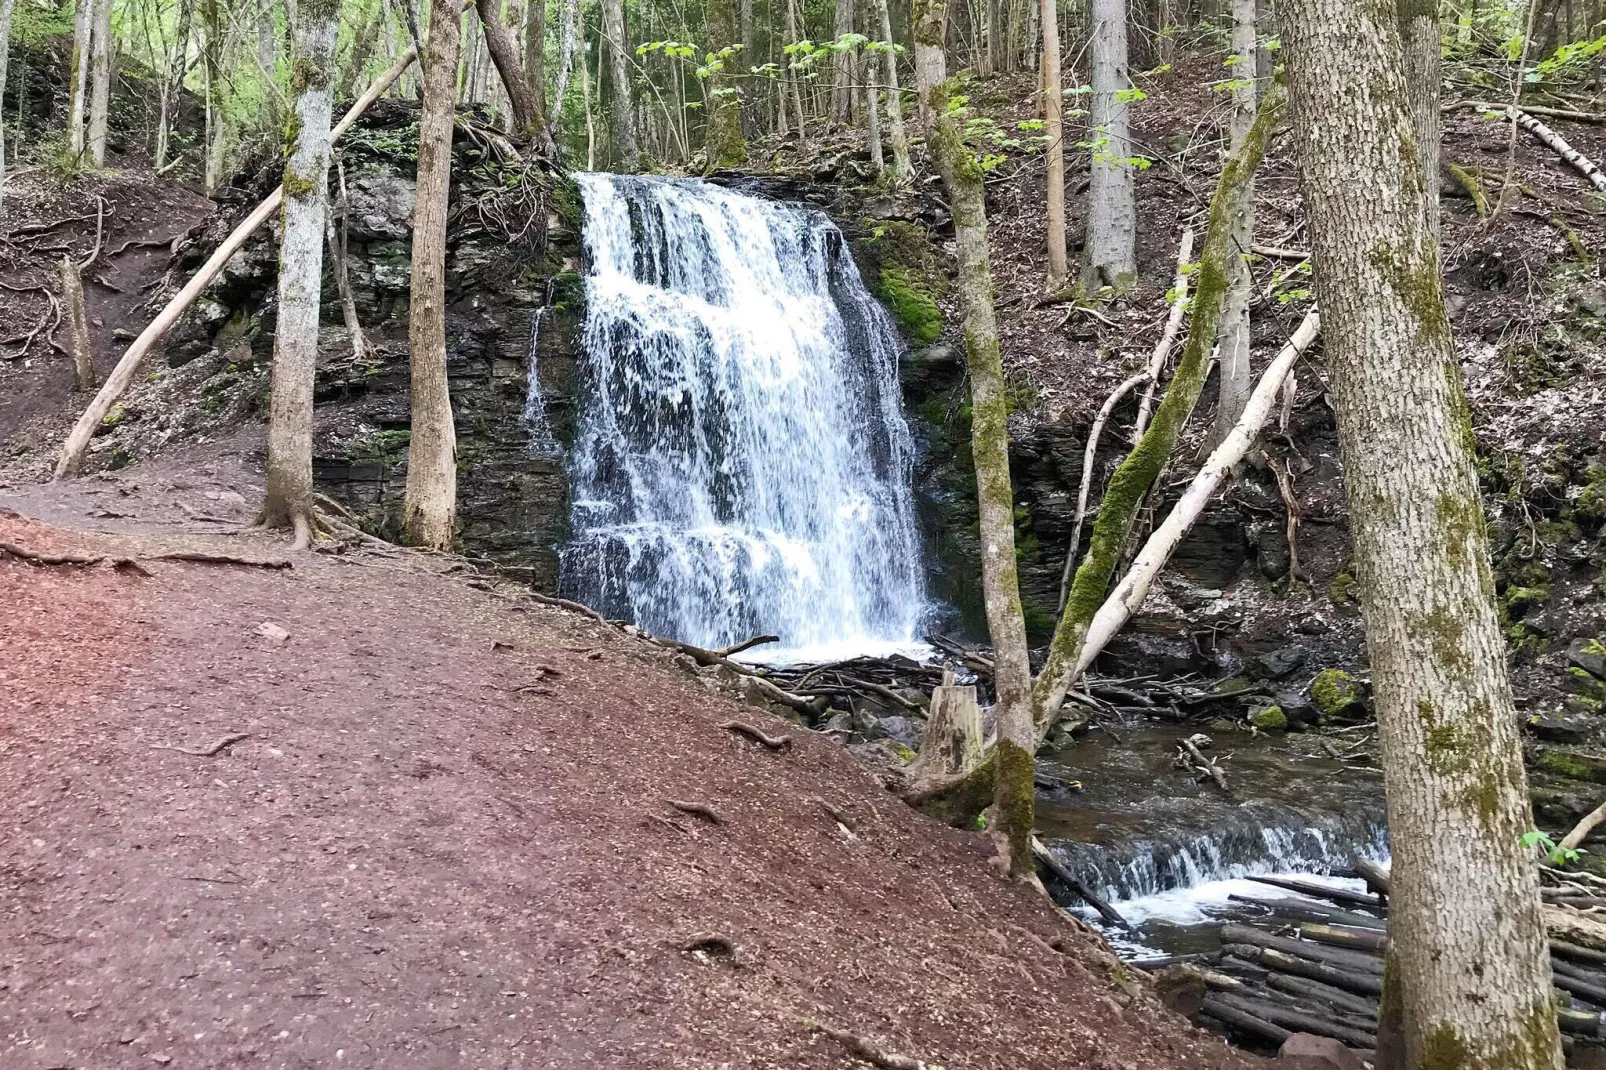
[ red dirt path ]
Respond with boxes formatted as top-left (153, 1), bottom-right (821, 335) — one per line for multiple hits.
top-left (1, 483), bottom-right (1254, 1070)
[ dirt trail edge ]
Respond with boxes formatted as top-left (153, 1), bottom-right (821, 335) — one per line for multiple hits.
top-left (0, 492), bottom-right (1253, 1070)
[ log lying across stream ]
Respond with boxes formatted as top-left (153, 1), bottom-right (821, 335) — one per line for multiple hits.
top-left (1136, 864), bottom-right (1606, 1055)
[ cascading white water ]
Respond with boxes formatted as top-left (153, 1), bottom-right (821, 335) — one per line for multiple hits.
top-left (556, 173), bottom-right (927, 659)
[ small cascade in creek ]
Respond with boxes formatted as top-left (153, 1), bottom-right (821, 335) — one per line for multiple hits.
top-left (520, 282), bottom-right (563, 458)
top-left (554, 173), bottom-right (927, 660)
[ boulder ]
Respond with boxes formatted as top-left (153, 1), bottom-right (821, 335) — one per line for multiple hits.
top-left (1529, 711), bottom-right (1597, 745)
top-left (1250, 705), bottom-right (1289, 732)
top-left (346, 171), bottom-right (418, 240)
top-left (1251, 645), bottom-right (1311, 680)
top-left (1277, 1033), bottom-right (1365, 1070)
top-left (1569, 638), bottom-right (1606, 680)
top-left (1310, 668), bottom-right (1365, 720)
top-left (1275, 690), bottom-right (1320, 728)
top-left (867, 714), bottom-right (923, 753)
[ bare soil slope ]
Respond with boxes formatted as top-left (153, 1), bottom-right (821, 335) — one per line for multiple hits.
top-left (0, 460), bottom-right (1252, 1070)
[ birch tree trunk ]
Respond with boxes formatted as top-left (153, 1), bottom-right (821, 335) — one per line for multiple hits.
top-left (262, 0), bottom-right (340, 551)
top-left (1041, 0), bottom-right (1068, 286)
top-left (548, 0), bottom-right (579, 134)
top-left (87, 0), bottom-right (113, 167)
top-left (911, 0), bottom-right (1037, 879)
top-left (67, 0), bottom-right (94, 162)
top-left (830, 0), bottom-right (856, 125)
top-left (1281, 3), bottom-right (1562, 1067)
top-left (705, 0), bottom-right (747, 165)
top-left (600, 0), bottom-right (637, 168)
top-left (402, 0), bottom-right (462, 551)
top-left (0, 0), bottom-right (17, 217)
top-left (1205, 0), bottom-right (1256, 449)
top-left (873, 0), bottom-right (912, 183)
top-left (154, 0), bottom-right (194, 170)
top-left (1084, 0), bottom-right (1135, 294)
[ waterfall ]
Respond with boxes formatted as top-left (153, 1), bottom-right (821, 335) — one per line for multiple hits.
top-left (557, 174), bottom-right (927, 659)
top-left (520, 298), bottom-right (563, 458)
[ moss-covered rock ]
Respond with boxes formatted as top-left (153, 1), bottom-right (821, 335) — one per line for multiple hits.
top-left (875, 266), bottom-right (944, 345)
top-left (1328, 571), bottom-right (1357, 605)
top-left (1534, 746), bottom-right (1606, 783)
top-left (1311, 668), bottom-right (1364, 719)
top-left (860, 220), bottom-right (947, 346)
top-left (1249, 706), bottom-right (1288, 732)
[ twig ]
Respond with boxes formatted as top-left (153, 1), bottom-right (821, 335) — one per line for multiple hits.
top-left (79, 197), bottom-right (108, 271)
top-left (805, 1020), bottom-right (936, 1070)
top-left (667, 799), bottom-right (725, 825)
top-left (1132, 229), bottom-right (1196, 442)
top-left (719, 720), bottom-right (794, 751)
top-left (150, 732), bottom-right (250, 757)
top-left (1059, 370), bottom-right (1150, 612)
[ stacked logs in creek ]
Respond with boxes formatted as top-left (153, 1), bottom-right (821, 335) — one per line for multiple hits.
top-left (1136, 862), bottom-right (1606, 1056)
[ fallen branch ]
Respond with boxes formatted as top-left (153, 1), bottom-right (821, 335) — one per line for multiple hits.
top-left (667, 799), bottom-right (725, 825)
top-left (719, 720), bottom-right (793, 751)
top-left (1030, 835), bottom-right (1127, 927)
top-left (1179, 736), bottom-right (1229, 793)
top-left (838, 674), bottom-right (922, 712)
top-left (1561, 799), bottom-right (1606, 853)
top-left (151, 732), bottom-right (250, 757)
top-left (1505, 105), bottom-right (1606, 193)
top-left (714, 634), bottom-right (779, 658)
top-left (526, 590), bottom-right (610, 624)
top-left (0, 540), bottom-right (149, 574)
top-left (805, 1020), bottom-right (936, 1070)
top-left (1452, 99), bottom-right (1606, 124)
top-left (147, 551), bottom-right (292, 569)
top-left (1250, 244), bottom-right (1311, 260)
top-left (52, 14), bottom-right (463, 480)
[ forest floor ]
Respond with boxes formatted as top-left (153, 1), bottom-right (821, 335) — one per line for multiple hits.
top-left (0, 449), bottom-right (1256, 1070)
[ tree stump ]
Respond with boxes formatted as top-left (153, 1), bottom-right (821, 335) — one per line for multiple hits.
top-left (60, 255), bottom-right (94, 392)
top-left (909, 671), bottom-right (982, 780)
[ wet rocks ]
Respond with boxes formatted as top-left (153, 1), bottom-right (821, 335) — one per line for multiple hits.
top-left (1570, 637), bottom-right (1606, 680)
top-left (866, 714), bottom-right (923, 753)
top-left (1528, 711), bottom-right (1596, 745)
top-left (1310, 669), bottom-right (1366, 721)
top-left (1277, 1033), bottom-right (1365, 1070)
top-left (1249, 706), bottom-right (1289, 732)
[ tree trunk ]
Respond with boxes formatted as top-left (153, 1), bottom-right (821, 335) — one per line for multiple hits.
top-left (201, 0), bottom-right (227, 195)
top-left (1281, 3), bottom-right (1563, 1068)
top-left (0, 0), bottom-right (17, 217)
top-left (155, 0), bottom-right (194, 171)
top-left (599, 0), bottom-right (637, 168)
top-left (831, 0), bottom-right (856, 125)
top-left (326, 158), bottom-right (368, 365)
top-left (60, 255), bottom-right (94, 391)
top-left (1041, 0), bottom-right (1068, 286)
top-left (579, 21), bottom-right (596, 168)
top-left (524, 0), bottom-right (546, 111)
top-left (705, 0), bottom-right (747, 165)
top-left (1400, 0), bottom-right (1440, 246)
top-left (67, 0), bottom-right (94, 162)
top-left (873, 0), bottom-right (912, 183)
top-left (1205, 0), bottom-right (1256, 450)
top-left (786, 0), bottom-right (809, 139)
top-left (911, 0), bottom-right (1036, 880)
top-left (403, 0), bottom-right (462, 551)
top-left (87, 0), bottom-right (113, 167)
top-left (475, 0), bottom-right (541, 135)
top-left (865, 65), bottom-right (884, 174)
top-left (1084, 0), bottom-right (1135, 293)
top-left (262, 0), bottom-right (340, 552)
top-left (548, 0), bottom-right (579, 135)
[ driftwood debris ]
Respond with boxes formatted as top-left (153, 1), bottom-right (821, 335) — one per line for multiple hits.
top-left (1030, 836), bottom-right (1127, 928)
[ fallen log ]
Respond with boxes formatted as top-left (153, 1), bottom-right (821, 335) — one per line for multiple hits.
top-left (1179, 735), bottom-right (1229, 793)
top-left (1231, 894), bottom-right (1387, 930)
top-left (1223, 944), bottom-right (1384, 996)
top-left (1220, 924), bottom-right (1384, 976)
top-left (1030, 836), bottom-right (1127, 928)
top-left (1561, 799), bottom-right (1606, 853)
top-left (1352, 856), bottom-right (1391, 903)
top-left (1505, 105), bottom-right (1606, 193)
top-left (714, 634), bottom-right (780, 658)
top-left (53, 6), bottom-right (473, 480)
top-left (1297, 922), bottom-right (1389, 954)
top-left (1211, 991), bottom-right (1376, 1050)
top-left (1554, 939), bottom-right (1606, 968)
top-left (1553, 970), bottom-right (1606, 1009)
top-left (1199, 995), bottom-right (1292, 1046)
top-left (1264, 972), bottom-right (1382, 1019)
top-left (1558, 1005), bottom-right (1605, 1038)
top-left (1548, 905), bottom-right (1606, 953)
top-left (1241, 874), bottom-right (1382, 912)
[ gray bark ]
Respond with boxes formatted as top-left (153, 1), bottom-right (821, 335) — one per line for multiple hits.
top-left (1084, 0), bottom-right (1134, 293)
top-left (403, 0), bottom-right (462, 550)
top-left (1206, 0), bottom-right (1257, 448)
top-left (87, 0), bottom-right (113, 166)
top-left (599, 0), bottom-right (637, 168)
top-left (263, 0), bottom-right (339, 550)
top-left (1281, 2), bottom-right (1563, 1067)
top-left (547, 0), bottom-right (579, 135)
top-left (0, 0), bottom-right (17, 217)
top-left (68, 0), bottom-right (94, 160)
top-left (1041, 0), bottom-right (1067, 286)
top-left (872, 0), bottom-right (912, 183)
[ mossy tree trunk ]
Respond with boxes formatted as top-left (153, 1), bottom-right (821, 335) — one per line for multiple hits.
top-left (66, 0), bottom-right (93, 161)
top-left (1083, 0), bottom-right (1135, 294)
top-left (1032, 88), bottom-right (1286, 729)
top-left (0, 0), bottom-right (17, 215)
top-left (1282, 3), bottom-right (1561, 1067)
top-left (402, 0), bottom-right (463, 551)
top-left (704, 0), bottom-right (747, 167)
top-left (262, 0), bottom-right (341, 552)
top-left (1400, 0), bottom-right (1440, 247)
top-left (911, 0), bottom-right (1036, 880)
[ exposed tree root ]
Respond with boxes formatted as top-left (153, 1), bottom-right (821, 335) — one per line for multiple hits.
top-left (680, 933), bottom-right (739, 960)
top-left (150, 732), bottom-right (250, 757)
top-left (713, 634), bottom-right (779, 657)
top-left (804, 1020), bottom-right (937, 1070)
top-left (0, 540), bottom-right (150, 575)
top-left (667, 799), bottom-right (725, 825)
top-left (148, 551), bottom-right (292, 569)
top-left (719, 720), bottom-right (793, 751)
top-left (527, 590), bottom-right (611, 624)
